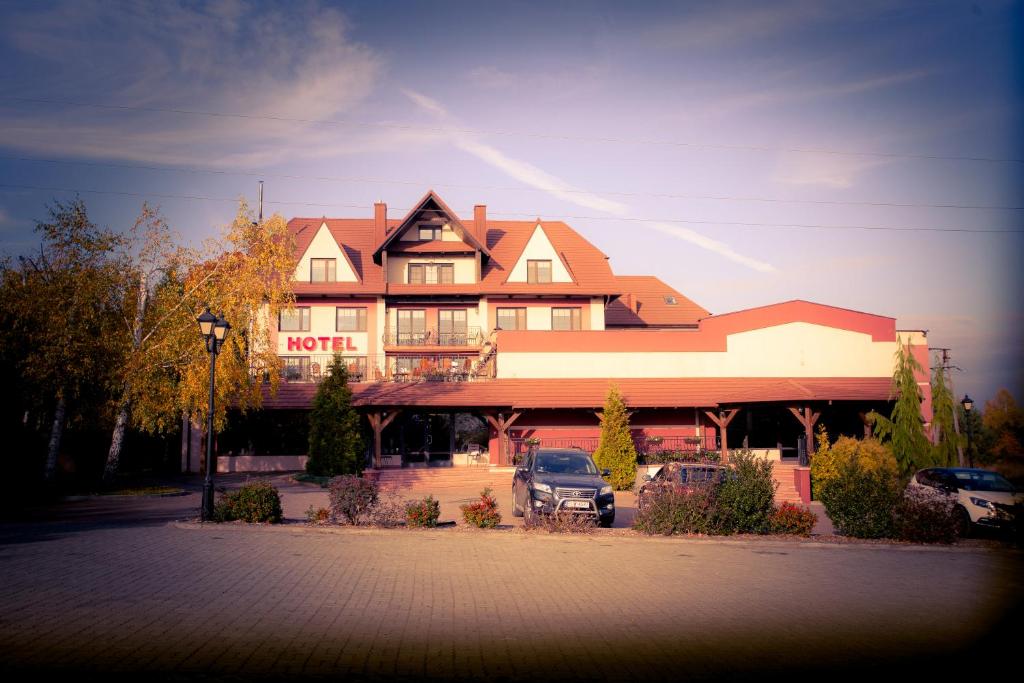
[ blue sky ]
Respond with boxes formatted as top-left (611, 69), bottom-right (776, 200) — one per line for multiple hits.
top-left (0, 0), bottom-right (1021, 403)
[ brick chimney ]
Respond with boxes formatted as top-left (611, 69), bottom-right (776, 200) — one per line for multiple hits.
top-left (374, 201), bottom-right (387, 245)
top-left (473, 204), bottom-right (487, 244)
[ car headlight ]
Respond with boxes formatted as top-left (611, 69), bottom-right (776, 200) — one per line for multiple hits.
top-left (969, 497), bottom-right (995, 510)
top-left (600, 485), bottom-right (613, 495)
top-left (533, 483), bottom-right (552, 494)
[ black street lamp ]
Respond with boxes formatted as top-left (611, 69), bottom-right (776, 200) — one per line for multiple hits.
top-left (961, 394), bottom-right (974, 468)
top-left (198, 308), bottom-right (231, 521)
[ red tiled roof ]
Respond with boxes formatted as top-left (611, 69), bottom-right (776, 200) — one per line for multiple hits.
top-left (287, 213), bottom-right (620, 298)
top-left (372, 190), bottom-right (491, 260)
top-left (605, 276), bottom-right (709, 327)
top-left (387, 241), bottom-right (477, 254)
top-left (261, 377), bottom-right (892, 410)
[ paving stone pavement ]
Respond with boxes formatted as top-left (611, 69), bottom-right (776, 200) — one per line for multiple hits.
top-left (1, 490), bottom-right (1021, 682)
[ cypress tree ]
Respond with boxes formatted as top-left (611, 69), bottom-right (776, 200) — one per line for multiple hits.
top-left (307, 356), bottom-right (365, 476)
top-left (930, 361), bottom-right (961, 467)
top-left (592, 384), bottom-right (638, 490)
top-left (868, 344), bottom-right (930, 476)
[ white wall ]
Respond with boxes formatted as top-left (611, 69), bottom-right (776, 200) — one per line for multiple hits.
top-left (497, 322), bottom-right (898, 378)
top-left (589, 298), bottom-right (605, 330)
top-left (386, 255), bottom-right (477, 284)
top-left (276, 304), bottom-right (370, 356)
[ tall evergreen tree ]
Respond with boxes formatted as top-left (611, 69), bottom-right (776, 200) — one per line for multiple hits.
top-left (929, 361), bottom-right (961, 467)
top-left (592, 384), bottom-right (638, 490)
top-left (868, 343), bottom-right (931, 475)
top-left (307, 357), bottom-right (365, 476)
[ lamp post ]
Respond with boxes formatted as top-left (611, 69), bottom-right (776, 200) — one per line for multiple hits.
top-left (198, 308), bottom-right (231, 521)
top-left (961, 394), bottom-right (974, 469)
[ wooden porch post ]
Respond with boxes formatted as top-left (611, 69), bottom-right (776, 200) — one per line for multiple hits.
top-left (367, 410), bottom-right (401, 469)
top-left (703, 408), bottom-right (741, 463)
top-left (859, 411), bottom-right (874, 438)
top-left (484, 410), bottom-right (521, 465)
top-left (787, 405), bottom-right (820, 457)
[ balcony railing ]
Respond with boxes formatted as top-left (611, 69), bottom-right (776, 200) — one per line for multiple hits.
top-left (255, 352), bottom-right (496, 384)
top-left (383, 326), bottom-right (483, 347)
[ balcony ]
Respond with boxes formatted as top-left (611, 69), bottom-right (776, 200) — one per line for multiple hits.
top-left (383, 326), bottom-right (483, 347)
top-left (256, 352), bottom-right (496, 384)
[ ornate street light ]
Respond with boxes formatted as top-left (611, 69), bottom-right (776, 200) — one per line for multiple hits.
top-left (198, 307), bottom-right (231, 521)
top-left (961, 395), bottom-right (974, 468)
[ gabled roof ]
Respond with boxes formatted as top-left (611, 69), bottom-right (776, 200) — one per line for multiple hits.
top-left (605, 276), bottom-right (709, 327)
top-left (480, 220), bottom-right (617, 296)
top-left (372, 190), bottom-right (491, 263)
top-left (287, 217), bottom-right (389, 294)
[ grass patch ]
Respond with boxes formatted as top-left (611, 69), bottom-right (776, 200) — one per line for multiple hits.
top-left (101, 486), bottom-right (185, 497)
top-left (293, 472), bottom-right (332, 488)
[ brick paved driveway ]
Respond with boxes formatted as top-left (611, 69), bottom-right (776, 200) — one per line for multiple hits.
top-left (1, 491), bottom-right (1021, 681)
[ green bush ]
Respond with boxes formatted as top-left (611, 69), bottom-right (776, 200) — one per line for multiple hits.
top-left (891, 487), bottom-right (959, 543)
top-left (817, 461), bottom-right (901, 538)
top-left (770, 502), bottom-right (817, 536)
top-left (633, 481), bottom-right (723, 535)
top-left (406, 495), bottom-right (440, 527)
top-left (460, 487), bottom-right (502, 528)
top-left (213, 480), bottom-right (283, 523)
top-left (592, 385), bottom-right (638, 490)
top-left (715, 450), bottom-right (777, 533)
top-left (307, 359), bottom-right (365, 477)
top-left (328, 475), bottom-right (379, 525)
top-left (305, 505), bottom-right (331, 525)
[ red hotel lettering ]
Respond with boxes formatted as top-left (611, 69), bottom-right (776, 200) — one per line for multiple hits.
top-left (288, 336), bottom-right (358, 352)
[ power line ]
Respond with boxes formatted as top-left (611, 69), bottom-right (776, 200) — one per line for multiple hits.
top-left (2, 182), bottom-right (1021, 234)
top-left (6, 95), bottom-right (1023, 165)
top-left (3, 153), bottom-right (1022, 212)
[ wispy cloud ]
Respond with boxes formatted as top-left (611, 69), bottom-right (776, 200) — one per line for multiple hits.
top-left (0, 1), bottom-right (403, 167)
top-left (402, 89), bottom-right (775, 272)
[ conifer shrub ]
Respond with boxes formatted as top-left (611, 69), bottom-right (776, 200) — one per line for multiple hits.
top-left (307, 359), bottom-right (365, 477)
top-left (213, 480), bottom-right (283, 523)
top-left (715, 450), bottom-right (777, 533)
top-left (406, 495), bottom-right (440, 527)
top-left (460, 487), bottom-right (502, 528)
top-left (770, 502), bottom-right (817, 536)
top-left (328, 475), bottom-right (379, 525)
top-left (592, 385), bottom-right (638, 490)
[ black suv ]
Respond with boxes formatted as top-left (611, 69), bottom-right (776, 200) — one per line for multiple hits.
top-left (512, 448), bottom-right (615, 527)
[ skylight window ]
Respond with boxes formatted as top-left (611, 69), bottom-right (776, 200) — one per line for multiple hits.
top-left (664, 296), bottom-right (677, 305)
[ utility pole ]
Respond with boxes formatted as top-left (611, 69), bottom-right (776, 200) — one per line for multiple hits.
top-left (258, 180), bottom-right (264, 223)
top-left (931, 347), bottom-right (965, 466)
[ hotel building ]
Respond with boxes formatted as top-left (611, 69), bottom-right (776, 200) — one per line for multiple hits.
top-left (216, 190), bottom-right (931, 503)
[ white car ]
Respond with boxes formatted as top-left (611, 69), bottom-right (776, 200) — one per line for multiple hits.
top-left (909, 467), bottom-right (1022, 533)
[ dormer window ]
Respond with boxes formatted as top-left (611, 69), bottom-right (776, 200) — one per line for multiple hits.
top-left (527, 259), bottom-right (552, 284)
top-left (418, 224), bottom-right (444, 241)
top-left (310, 258), bottom-right (336, 283)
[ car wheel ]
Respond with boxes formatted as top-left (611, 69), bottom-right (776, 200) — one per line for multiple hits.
top-left (956, 505), bottom-right (972, 538)
top-left (512, 486), bottom-right (523, 517)
top-left (600, 515), bottom-right (614, 529)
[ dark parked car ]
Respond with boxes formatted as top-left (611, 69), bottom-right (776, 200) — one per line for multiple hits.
top-left (637, 462), bottom-right (732, 511)
top-left (512, 448), bottom-right (615, 527)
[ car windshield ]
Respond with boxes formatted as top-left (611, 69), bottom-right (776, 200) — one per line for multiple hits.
top-left (951, 471), bottom-right (1015, 492)
top-left (680, 467), bottom-right (721, 483)
top-left (535, 452), bottom-right (598, 475)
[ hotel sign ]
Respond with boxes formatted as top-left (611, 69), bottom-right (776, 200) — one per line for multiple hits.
top-left (286, 336), bottom-right (358, 352)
